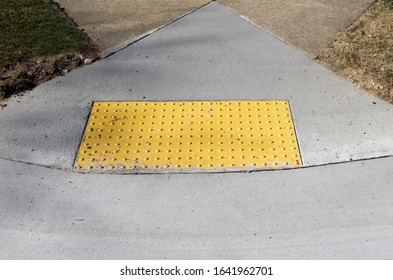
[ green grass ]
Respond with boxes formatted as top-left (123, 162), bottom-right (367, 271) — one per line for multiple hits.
top-left (385, 0), bottom-right (393, 7)
top-left (0, 0), bottom-right (92, 67)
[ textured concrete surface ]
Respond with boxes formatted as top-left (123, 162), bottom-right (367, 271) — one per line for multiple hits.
top-left (55, 0), bottom-right (210, 52)
top-left (0, 3), bottom-right (392, 169)
top-left (219, 0), bottom-right (375, 58)
top-left (1, 156), bottom-right (393, 259)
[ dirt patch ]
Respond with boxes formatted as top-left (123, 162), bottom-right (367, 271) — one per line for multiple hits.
top-left (0, 50), bottom-right (100, 103)
top-left (0, 0), bottom-right (101, 104)
top-left (318, 0), bottom-right (393, 103)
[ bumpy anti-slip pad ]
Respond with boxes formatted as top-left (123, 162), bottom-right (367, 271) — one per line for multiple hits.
top-left (75, 101), bottom-right (302, 172)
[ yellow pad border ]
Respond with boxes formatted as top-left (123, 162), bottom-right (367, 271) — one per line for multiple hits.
top-left (75, 101), bottom-right (302, 172)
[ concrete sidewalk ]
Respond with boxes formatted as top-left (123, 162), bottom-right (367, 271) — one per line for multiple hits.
top-left (1, 2), bottom-right (393, 259)
top-left (56, 0), bottom-right (375, 57)
top-left (220, 0), bottom-right (375, 58)
top-left (1, 156), bottom-right (393, 259)
top-left (0, 2), bottom-right (392, 169)
top-left (55, 0), bottom-right (210, 53)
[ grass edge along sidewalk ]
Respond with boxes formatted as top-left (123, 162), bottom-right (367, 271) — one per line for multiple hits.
top-left (0, 0), bottom-right (100, 101)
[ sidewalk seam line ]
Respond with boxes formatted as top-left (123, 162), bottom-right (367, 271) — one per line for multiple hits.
top-left (0, 154), bottom-right (392, 175)
top-left (215, 1), bottom-right (315, 59)
top-left (72, 101), bottom-right (95, 168)
top-left (102, 1), bottom-right (213, 58)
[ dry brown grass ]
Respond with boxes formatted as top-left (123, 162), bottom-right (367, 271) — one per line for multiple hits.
top-left (318, 0), bottom-right (393, 103)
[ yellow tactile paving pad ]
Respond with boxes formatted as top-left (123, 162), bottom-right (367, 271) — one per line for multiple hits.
top-left (75, 101), bottom-right (302, 172)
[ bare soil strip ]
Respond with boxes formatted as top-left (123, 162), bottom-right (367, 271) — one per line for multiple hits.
top-left (318, 0), bottom-right (393, 103)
